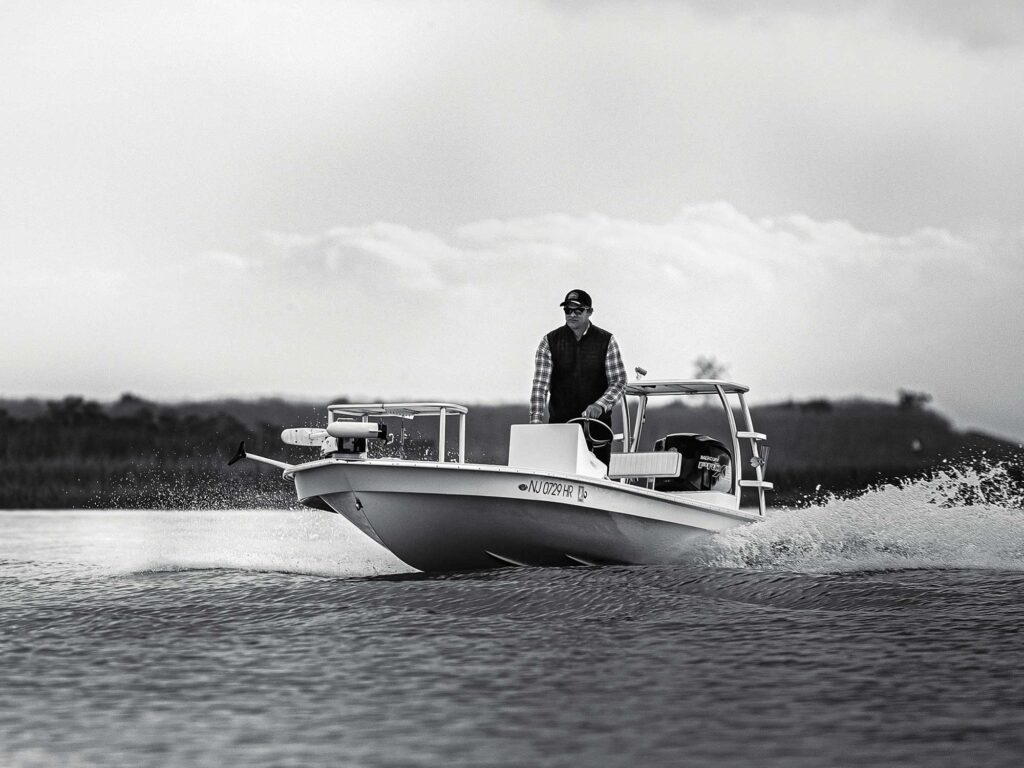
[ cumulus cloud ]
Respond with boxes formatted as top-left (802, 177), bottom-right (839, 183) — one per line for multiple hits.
top-left (187, 205), bottom-right (1020, 442)
top-left (5, 199), bottom-right (1021, 439)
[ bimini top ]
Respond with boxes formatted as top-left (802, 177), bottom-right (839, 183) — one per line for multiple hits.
top-left (623, 379), bottom-right (750, 397)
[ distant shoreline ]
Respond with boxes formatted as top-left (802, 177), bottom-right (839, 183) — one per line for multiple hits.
top-left (2, 394), bottom-right (1020, 510)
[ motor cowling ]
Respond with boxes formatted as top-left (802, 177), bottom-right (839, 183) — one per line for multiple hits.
top-left (652, 433), bottom-right (732, 492)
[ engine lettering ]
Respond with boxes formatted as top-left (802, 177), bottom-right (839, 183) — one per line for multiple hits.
top-left (697, 454), bottom-right (722, 472)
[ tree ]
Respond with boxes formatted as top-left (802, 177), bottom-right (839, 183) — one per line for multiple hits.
top-left (693, 355), bottom-right (728, 380)
top-left (898, 389), bottom-right (932, 411)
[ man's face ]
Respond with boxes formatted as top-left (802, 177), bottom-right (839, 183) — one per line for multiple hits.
top-left (563, 305), bottom-right (592, 332)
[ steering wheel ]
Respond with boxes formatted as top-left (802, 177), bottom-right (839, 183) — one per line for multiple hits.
top-left (566, 417), bottom-right (615, 449)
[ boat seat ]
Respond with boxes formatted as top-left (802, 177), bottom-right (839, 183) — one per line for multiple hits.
top-left (607, 451), bottom-right (682, 480)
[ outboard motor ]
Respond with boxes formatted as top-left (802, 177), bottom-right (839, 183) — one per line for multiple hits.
top-left (652, 433), bottom-right (732, 493)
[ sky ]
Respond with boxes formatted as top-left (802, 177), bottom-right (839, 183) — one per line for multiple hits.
top-left (3, 0), bottom-right (1023, 441)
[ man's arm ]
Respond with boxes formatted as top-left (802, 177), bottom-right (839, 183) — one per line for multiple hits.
top-left (529, 337), bottom-right (552, 423)
top-left (586, 336), bottom-right (626, 417)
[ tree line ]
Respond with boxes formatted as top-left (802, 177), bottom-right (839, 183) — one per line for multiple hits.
top-left (0, 393), bottom-right (1019, 509)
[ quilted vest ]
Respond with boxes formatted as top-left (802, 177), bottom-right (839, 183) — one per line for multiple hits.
top-left (546, 324), bottom-right (611, 423)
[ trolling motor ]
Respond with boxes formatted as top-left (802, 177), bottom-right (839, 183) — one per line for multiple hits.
top-left (228, 420), bottom-right (389, 471)
top-left (280, 421), bottom-right (389, 459)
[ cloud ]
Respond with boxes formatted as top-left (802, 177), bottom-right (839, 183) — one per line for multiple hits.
top-left (676, 0), bottom-right (1024, 49)
top-left (6, 198), bottom-right (1021, 438)
top-left (886, 0), bottom-right (1024, 50)
top-left (212, 206), bottom-right (1021, 437)
top-left (4, 2), bottom-right (1023, 441)
top-left (6, 0), bottom-right (1024, 250)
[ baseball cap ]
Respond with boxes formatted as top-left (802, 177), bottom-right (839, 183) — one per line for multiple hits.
top-left (559, 289), bottom-right (593, 308)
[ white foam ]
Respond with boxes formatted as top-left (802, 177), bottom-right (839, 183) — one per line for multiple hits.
top-left (688, 462), bottom-right (1024, 572)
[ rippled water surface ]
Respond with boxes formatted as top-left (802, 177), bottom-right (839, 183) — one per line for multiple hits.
top-left (3, 474), bottom-right (1024, 767)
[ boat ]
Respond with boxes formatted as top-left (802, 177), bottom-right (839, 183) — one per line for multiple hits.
top-left (229, 377), bottom-right (773, 572)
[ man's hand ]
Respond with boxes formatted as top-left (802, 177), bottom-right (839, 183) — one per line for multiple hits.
top-left (582, 404), bottom-right (603, 419)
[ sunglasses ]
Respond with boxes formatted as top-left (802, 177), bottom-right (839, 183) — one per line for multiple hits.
top-left (563, 306), bottom-right (590, 316)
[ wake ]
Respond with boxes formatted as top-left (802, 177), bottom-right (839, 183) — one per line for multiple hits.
top-left (690, 459), bottom-right (1024, 572)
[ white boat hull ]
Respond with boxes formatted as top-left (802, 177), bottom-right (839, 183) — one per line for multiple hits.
top-left (289, 460), bottom-right (759, 572)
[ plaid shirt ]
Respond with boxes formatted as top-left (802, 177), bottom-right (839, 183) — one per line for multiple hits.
top-left (530, 326), bottom-right (626, 423)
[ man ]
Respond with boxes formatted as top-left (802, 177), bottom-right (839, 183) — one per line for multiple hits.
top-left (530, 289), bottom-right (626, 466)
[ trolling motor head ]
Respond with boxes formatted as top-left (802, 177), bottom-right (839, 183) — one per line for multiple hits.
top-left (325, 421), bottom-right (388, 440)
top-left (227, 420), bottom-right (390, 472)
top-left (324, 420), bottom-right (388, 458)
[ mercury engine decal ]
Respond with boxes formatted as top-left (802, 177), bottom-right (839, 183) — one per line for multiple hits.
top-left (697, 454), bottom-right (723, 475)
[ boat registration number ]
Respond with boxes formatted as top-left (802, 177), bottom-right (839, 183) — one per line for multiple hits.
top-left (518, 480), bottom-right (588, 503)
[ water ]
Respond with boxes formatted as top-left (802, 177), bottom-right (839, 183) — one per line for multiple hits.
top-left (2, 468), bottom-right (1024, 767)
